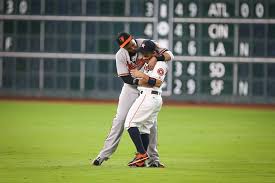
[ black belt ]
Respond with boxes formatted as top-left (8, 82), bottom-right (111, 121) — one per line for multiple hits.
top-left (140, 91), bottom-right (160, 95)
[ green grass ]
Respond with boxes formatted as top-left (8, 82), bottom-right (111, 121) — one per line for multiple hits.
top-left (0, 101), bottom-right (275, 183)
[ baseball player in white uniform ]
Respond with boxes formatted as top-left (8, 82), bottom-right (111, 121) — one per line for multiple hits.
top-left (92, 32), bottom-right (174, 167)
top-left (125, 40), bottom-right (170, 167)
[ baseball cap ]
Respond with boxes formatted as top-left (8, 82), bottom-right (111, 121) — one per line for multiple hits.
top-left (137, 40), bottom-right (156, 54)
top-left (116, 32), bottom-right (133, 48)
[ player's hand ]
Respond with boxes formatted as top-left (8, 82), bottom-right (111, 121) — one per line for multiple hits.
top-left (136, 59), bottom-right (146, 70)
top-left (130, 69), bottom-right (144, 78)
top-left (147, 56), bottom-right (157, 70)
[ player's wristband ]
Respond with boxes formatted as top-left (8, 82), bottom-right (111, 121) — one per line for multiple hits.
top-left (133, 78), bottom-right (139, 85)
top-left (155, 55), bottom-right (165, 61)
top-left (148, 77), bottom-right (156, 86)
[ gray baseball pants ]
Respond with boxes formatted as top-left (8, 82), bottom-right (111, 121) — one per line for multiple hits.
top-left (97, 84), bottom-right (160, 162)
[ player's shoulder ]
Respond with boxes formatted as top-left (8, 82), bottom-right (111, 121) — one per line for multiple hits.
top-left (153, 61), bottom-right (168, 77)
top-left (116, 48), bottom-right (127, 56)
top-left (155, 61), bottom-right (168, 68)
top-left (154, 61), bottom-right (168, 73)
top-left (116, 48), bottom-right (129, 60)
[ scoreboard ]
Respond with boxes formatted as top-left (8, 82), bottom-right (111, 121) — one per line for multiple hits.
top-left (0, 0), bottom-right (275, 104)
top-left (169, 0), bottom-right (275, 103)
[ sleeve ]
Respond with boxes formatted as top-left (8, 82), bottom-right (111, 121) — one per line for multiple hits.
top-left (152, 41), bottom-right (174, 61)
top-left (115, 49), bottom-right (130, 77)
top-left (153, 41), bottom-right (169, 55)
top-left (150, 62), bottom-right (168, 82)
top-left (121, 75), bottom-right (138, 85)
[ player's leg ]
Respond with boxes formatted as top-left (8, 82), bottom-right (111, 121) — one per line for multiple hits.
top-left (125, 94), bottom-right (151, 152)
top-left (147, 122), bottom-right (165, 168)
top-left (140, 99), bottom-right (160, 154)
top-left (147, 96), bottom-right (165, 167)
top-left (125, 94), bottom-right (156, 166)
top-left (141, 133), bottom-right (149, 151)
top-left (92, 86), bottom-right (138, 166)
top-left (134, 98), bottom-right (161, 167)
top-left (147, 121), bottom-right (159, 161)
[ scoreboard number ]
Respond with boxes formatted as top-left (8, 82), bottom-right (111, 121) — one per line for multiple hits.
top-left (174, 41), bottom-right (182, 55)
top-left (240, 2), bottom-right (265, 18)
top-left (173, 79), bottom-right (182, 95)
top-left (174, 24), bottom-right (182, 37)
top-left (145, 1), bottom-right (154, 17)
top-left (6, 0), bottom-right (14, 14)
top-left (19, 0), bottom-right (28, 14)
top-left (174, 2), bottom-right (198, 17)
top-left (160, 4), bottom-right (168, 18)
top-left (173, 62), bottom-right (196, 95)
top-left (175, 3), bottom-right (183, 16)
top-left (5, 37), bottom-right (13, 50)
top-left (188, 3), bottom-right (198, 17)
top-left (5, 0), bottom-right (28, 14)
top-left (255, 3), bottom-right (264, 18)
top-left (174, 61), bottom-right (183, 77)
top-left (187, 62), bottom-right (196, 76)
top-left (144, 23), bottom-right (153, 37)
top-left (188, 41), bottom-right (197, 56)
top-left (187, 79), bottom-right (196, 95)
top-left (157, 21), bottom-right (169, 36)
top-left (189, 24), bottom-right (196, 38)
top-left (240, 3), bottom-right (249, 18)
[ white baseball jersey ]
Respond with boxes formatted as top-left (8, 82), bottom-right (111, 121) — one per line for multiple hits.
top-left (125, 61), bottom-right (168, 134)
top-left (138, 61), bottom-right (168, 94)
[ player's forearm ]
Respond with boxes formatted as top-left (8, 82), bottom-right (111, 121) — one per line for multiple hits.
top-left (130, 69), bottom-right (162, 87)
top-left (120, 75), bottom-right (139, 85)
top-left (163, 51), bottom-right (174, 62)
top-left (137, 73), bottom-right (162, 87)
top-left (152, 51), bottom-right (174, 63)
top-left (138, 79), bottom-right (162, 87)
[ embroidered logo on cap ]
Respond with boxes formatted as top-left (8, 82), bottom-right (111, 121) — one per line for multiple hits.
top-left (119, 36), bottom-right (125, 42)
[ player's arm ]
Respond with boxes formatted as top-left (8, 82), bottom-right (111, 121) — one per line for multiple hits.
top-left (146, 51), bottom-right (173, 70)
top-left (147, 43), bottom-right (174, 70)
top-left (153, 42), bottom-right (174, 62)
top-left (130, 69), bottom-right (162, 87)
top-left (116, 50), bottom-right (140, 86)
top-left (120, 75), bottom-right (139, 85)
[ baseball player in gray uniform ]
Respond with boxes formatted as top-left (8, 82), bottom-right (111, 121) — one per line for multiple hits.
top-left (92, 32), bottom-right (174, 167)
top-left (126, 39), bottom-right (171, 167)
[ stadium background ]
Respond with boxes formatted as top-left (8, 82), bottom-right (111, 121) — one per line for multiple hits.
top-left (1, 0), bottom-right (275, 104)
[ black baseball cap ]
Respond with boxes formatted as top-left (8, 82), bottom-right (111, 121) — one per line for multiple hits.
top-left (116, 32), bottom-right (133, 48)
top-left (137, 40), bottom-right (156, 54)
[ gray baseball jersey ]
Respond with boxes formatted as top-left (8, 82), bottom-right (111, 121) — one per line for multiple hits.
top-left (116, 39), bottom-right (167, 78)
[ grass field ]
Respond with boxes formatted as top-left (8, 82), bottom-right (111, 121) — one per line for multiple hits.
top-left (0, 101), bottom-right (275, 183)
